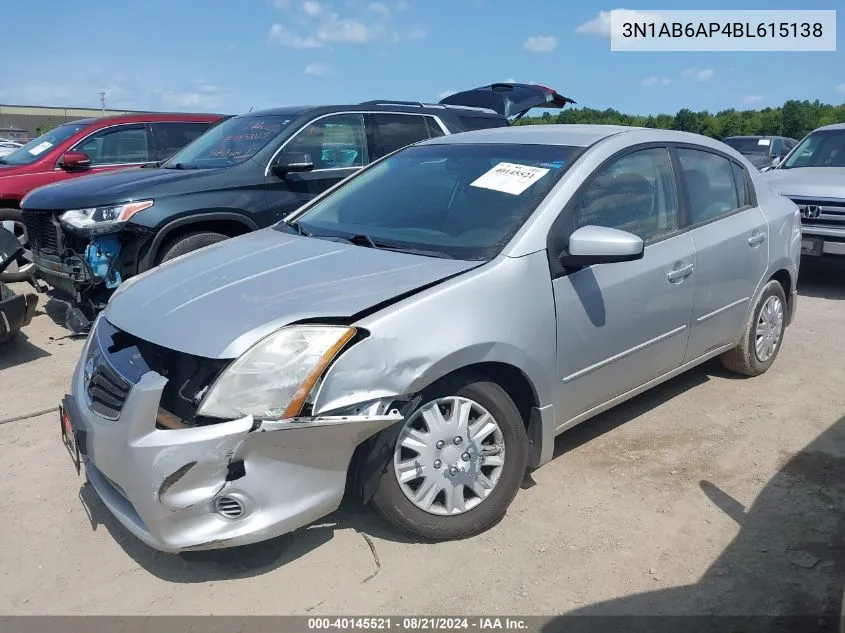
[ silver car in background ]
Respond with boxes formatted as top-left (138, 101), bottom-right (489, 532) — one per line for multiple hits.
top-left (61, 125), bottom-right (801, 553)
top-left (763, 123), bottom-right (845, 258)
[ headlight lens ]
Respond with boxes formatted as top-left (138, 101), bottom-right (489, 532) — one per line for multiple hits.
top-left (60, 200), bottom-right (154, 232)
top-left (196, 325), bottom-right (356, 421)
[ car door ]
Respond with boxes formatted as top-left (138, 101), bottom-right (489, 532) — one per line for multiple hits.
top-left (548, 146), bottom-right (696, 424)
top-left (263, 113), bottom-right (369, 226)
top-left (675, 146), bottom-right (768, 362)
top-left (55, 124), bottom-right (153, 183)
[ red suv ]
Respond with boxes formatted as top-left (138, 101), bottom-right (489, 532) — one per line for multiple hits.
top-left (0, 112), bottom-right (225, 281)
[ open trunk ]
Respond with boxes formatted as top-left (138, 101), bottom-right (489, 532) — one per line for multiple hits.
top-left (439, 83), bottom-right (575, 120)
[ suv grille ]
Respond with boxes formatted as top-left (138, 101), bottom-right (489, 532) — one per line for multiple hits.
top-left (23, 210), bottom-right (60, 251)
top-left (791, 198), bottom-right (845, 227)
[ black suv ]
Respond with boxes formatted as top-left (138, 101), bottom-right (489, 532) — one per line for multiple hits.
top-left (21, 83), bottom-right (573, 318)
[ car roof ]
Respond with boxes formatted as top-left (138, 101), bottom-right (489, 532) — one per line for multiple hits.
top-left (247, 102), bottom-right (502, 119)
top-left (418, 124), bottom-right (639, 147)
top-left (814, 122), bottom-right (845, 132)
top-left (61, 112), bottom-right (225, 127)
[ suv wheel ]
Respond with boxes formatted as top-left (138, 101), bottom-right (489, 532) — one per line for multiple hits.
top-left (0, 209), bottom-right (34, 283)
top-left (158, 231), bottom-right (228, 264)
top-left (370, 377), bottom-right (528, 540)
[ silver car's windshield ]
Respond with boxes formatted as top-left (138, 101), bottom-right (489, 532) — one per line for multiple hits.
top-left (284, 142), bottom-right (582, 260)
top-left (782, 129), bottom-right (845, 168)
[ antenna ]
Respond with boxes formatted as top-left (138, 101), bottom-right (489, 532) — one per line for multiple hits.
top-left (99, 91), bottom-right (106, 113)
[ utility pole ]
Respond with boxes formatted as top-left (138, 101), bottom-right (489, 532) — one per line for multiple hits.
top-left (99, 91), bottom-right (106, 113)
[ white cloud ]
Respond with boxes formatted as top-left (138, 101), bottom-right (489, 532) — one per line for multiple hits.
top-left (369, 2), bottom-right (390, 18)
top-left (641, 76), bottom-right (671, 87)
top-left (744, 94), bottom-right (763, 103)
top-left (438, 90), bottom-right (457, 100)
top-left (406, 27), bottom-right (427, 39)
top-left (682, 67), bottom-right (714, 82)
top-left (836, 83), bottom-right (845, 95)
top-left (523, 35), bottom-right (558, 53)
top-left (268, 23), bottom-right (324, 48)
top-left (305, 62), bottom-right (332, 75)
top-left (576, 9), bottom-right (662, 38)
top-left (302, 0), bottom-right (323, 16)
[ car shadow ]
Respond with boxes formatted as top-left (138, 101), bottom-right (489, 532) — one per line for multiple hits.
top-left (77, 479), bottom-right (421, 583)
top-left (798, 257), bottom-right (845, 300)
top-left (0, 332), bottom-right (50, 369)
top-left (541, 415), bottom-right (845, 631)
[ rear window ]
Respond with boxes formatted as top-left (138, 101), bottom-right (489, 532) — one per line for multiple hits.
top-left (458, 116), bottom-right (509, 132)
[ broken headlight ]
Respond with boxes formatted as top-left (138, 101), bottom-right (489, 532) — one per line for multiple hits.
top-left (60, 200), bottom-right (154, 234)
top-left (196, 325), bottom-right (356, 421)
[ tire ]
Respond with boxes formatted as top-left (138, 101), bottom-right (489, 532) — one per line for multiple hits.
top-left (157, 231), bottom-right (228, 264)
top-left (370, 376), bottom-right (529, 540)
top-left (720, 279), bottom-right (787, 377)
top-left (0, 208), bottom-right (34, 283)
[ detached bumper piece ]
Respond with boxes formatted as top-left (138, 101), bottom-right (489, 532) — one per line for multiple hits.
top-left (0, 283), bottom-right (38, 345)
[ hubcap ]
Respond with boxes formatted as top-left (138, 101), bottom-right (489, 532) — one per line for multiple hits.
top-left (0, 218), bottom-right (33, 275)
top-left (393, 396), bottom-right (506, 516)
top-left (755, 295), bottom-right (784, 363)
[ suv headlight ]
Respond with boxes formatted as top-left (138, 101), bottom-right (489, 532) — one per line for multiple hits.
top-left (197, 325), bottom-right (357, 421)
top-left (59, 200), bottom-right (154, 233)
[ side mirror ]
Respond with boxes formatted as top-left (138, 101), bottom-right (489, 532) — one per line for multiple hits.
top-left (559, 225), bottom-right (644, 267)
top-left (271, 152), bottom-right (314, 178)
top-left (58, 150), bottom-right (92, 170)
top-left (771, 156), bottom-right (781, 168)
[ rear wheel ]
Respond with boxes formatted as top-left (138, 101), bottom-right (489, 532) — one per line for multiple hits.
top-left (370, 377), bottom-right (528, 540)
top-left (157, 231), bottom-right (228, 264)
top-left (720, 280), bottom-right (787, 376)
top-left (0, 208), bottom-right (34, 283)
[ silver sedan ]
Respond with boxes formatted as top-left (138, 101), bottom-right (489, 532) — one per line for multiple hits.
top-left (62, 124), bottom-right (801, 552)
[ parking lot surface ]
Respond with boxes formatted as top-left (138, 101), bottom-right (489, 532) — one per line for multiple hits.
top-left (0, 261), bottom-right (843, 616)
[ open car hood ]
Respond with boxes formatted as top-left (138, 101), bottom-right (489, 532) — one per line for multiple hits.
top-left (439, 83), bottom-right (575, 119)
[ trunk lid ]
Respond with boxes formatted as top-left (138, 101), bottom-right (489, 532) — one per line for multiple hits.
top-left (439, 83), bottom-right (575, 119)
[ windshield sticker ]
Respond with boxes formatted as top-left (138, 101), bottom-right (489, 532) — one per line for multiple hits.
top-left (28, 141), bottom-right (53, 156)
top-left (538, 161), bottom-right (564, 169)
top-left (758, 139), bottom-right (771, 146)
top-left (470, 162), bottom-right (550, 195)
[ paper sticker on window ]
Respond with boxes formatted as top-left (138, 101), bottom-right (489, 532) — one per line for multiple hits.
top-left (470, 162), bottom-right (550, 195)
top-left (757, 139), bottom-right (771, 146)
top-left (28, 141), bottom-right (53, 156)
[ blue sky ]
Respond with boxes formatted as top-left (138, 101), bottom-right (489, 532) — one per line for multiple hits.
top-left (2, 0), bottom-right (843, 116)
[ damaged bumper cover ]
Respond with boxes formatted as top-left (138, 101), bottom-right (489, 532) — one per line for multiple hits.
top-left (69, 336), bottom-right (402, 553)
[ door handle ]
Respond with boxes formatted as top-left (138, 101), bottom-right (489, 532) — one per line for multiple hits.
top-left (667, 263), bottom-right (694, 282)
top-left (748, 232), bottom-right (766, 247)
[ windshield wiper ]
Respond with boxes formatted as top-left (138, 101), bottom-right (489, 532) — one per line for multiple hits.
top-left (162, 162), bottom-right (201, 170)
top-left (0, 158), bottom-right (7, 165)
top-left (283, 219), bottom-right (312, 236)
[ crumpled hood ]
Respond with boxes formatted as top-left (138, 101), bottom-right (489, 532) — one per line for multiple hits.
top-left (762, 167), bottom-right (845, 200)
top-left (21, 165), bottom-right (226, 209)
top-left (105, 228), bottom-right (480, 359)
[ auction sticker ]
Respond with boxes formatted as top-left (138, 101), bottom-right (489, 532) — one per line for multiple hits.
top-left (28, 141), bottom-right (53, 156)
top-left (470, 162), bottom-right (550, 195)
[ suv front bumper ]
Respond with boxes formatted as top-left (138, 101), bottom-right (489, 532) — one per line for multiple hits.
top-left (68, 324), bottom-right (401, 553)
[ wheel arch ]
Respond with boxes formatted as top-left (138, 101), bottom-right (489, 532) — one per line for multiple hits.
top-left (140, 212), bottom-right (260, 269)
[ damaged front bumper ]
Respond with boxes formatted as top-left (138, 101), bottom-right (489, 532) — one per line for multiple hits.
top-left (68, 333), bottom-right (403, 553)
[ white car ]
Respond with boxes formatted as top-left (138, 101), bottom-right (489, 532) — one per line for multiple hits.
top-left (0, 140), bottom-right (22, 158)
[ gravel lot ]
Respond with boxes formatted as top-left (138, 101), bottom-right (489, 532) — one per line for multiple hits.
top-left (0, 259), bottom-right (843, 617)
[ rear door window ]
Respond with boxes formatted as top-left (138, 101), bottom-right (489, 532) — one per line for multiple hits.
top-left (151, 122), bottom-right (212, 161)
top-left (677, 148), bottom-right (742, 224)
top-left (74, 125), bottom-right (151, 165)
top-left (372, 113), bottom-right (432, 157)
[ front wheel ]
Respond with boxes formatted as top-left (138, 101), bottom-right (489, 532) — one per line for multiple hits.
top-left (0, 209), bottom-right (34, 283)
top-left (370, 378), bottom-right (528, 540)
top-left (720, 280), bottom-right (787, 377)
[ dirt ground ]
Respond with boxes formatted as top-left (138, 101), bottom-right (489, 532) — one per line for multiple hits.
top-left (0, 259), bottom-right (843, 618)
